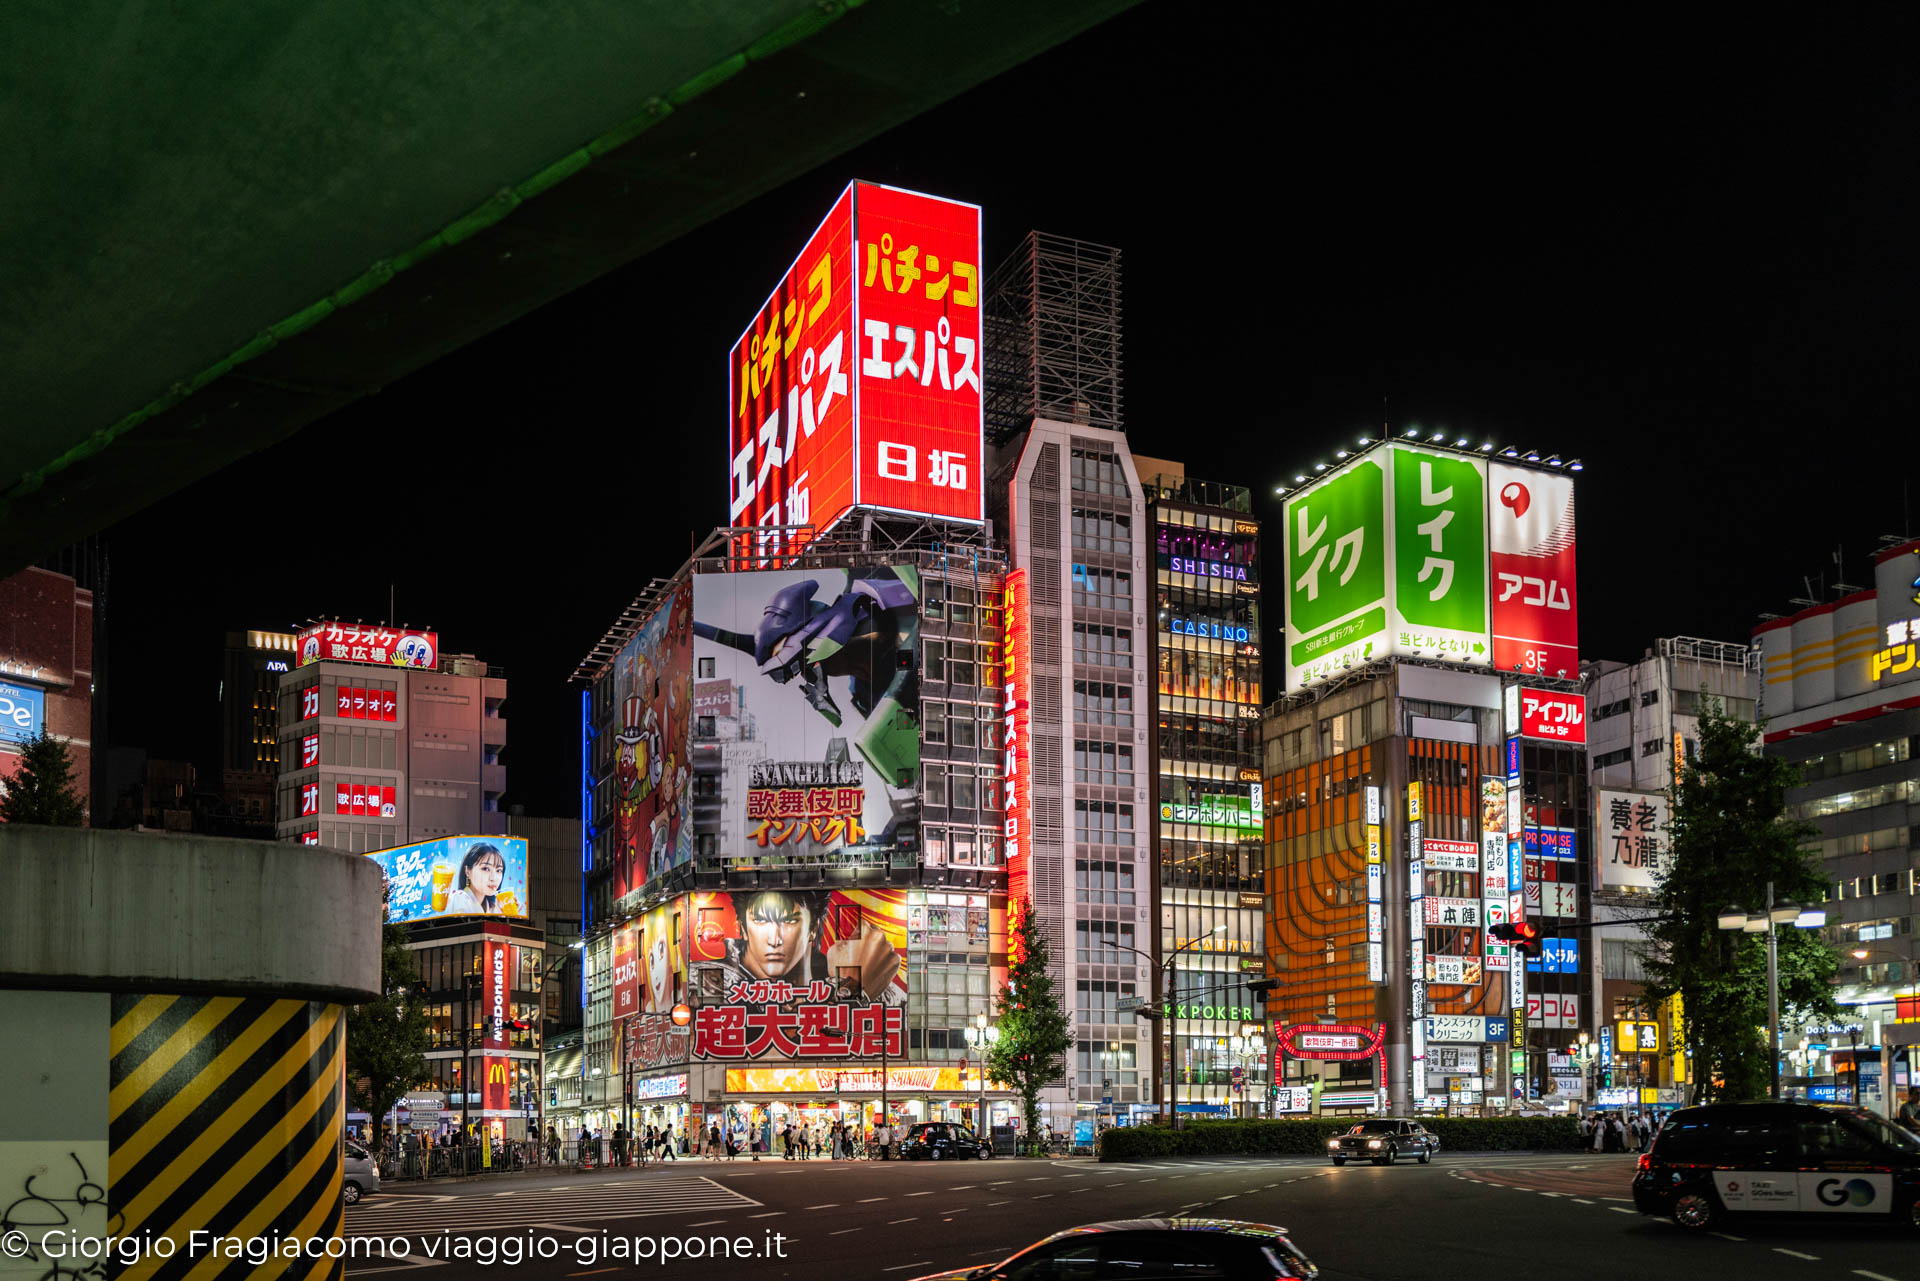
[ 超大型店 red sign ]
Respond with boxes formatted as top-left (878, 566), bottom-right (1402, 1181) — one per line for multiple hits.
top-left (1277, 1022), bottom-right (1386, 1061)
top-left (1518, 687), bottom-right (1586, 744)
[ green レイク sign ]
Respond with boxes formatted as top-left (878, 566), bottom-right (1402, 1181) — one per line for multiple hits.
top-left (1389, 445), bottom-right (1489, 665)
top-left (1284, 459), bottom-right (1387, 688)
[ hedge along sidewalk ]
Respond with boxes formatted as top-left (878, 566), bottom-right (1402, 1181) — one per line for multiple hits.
top-left (1097, 1117), bottom-right (1583, 1162)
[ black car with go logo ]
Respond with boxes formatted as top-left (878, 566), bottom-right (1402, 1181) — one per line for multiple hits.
top-left (1631, 1100), bottom-right (1920, 1230)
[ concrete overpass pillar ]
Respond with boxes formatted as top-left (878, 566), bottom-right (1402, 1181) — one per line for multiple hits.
top-left (0, 826), bottom-right (382, 1280)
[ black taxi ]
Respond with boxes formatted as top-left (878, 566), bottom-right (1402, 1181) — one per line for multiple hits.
top-left (1631, 1100), bottom-right (1920, 1230)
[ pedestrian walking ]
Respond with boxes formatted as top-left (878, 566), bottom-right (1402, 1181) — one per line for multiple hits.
top-left (710, 1122), bottom-right (724, 1160)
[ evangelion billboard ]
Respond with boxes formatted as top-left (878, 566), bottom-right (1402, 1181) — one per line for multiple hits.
top-left (609, 579), bottom-right (694, 900)
top-left (686, 888), bottom-right (908, 1060)
top-left (366, 836), bottom-right (528, 923)
top-left (692, 566), bottom-right (920, 862)
top-left (727, 182), bottom-right (983, 559)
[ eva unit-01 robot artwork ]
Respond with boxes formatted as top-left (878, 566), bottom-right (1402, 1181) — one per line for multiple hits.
top-left (693, 566), bottom-right (921, 790)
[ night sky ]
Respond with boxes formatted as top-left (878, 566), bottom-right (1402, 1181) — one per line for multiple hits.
top-left (101, 4), bottom-right (1920, 817)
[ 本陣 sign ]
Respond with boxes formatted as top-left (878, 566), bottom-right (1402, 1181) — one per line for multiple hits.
top-left (1488, 463), bottom-right (1578, 678)
top-left (1597, 788), bottom-right (1668, 889)
top-left (727, 182), bottom-right (982, 561)
top-left (1422, 839), bottom-right (1479, 872)
top-left (298, 622), bottom-right (437, 669)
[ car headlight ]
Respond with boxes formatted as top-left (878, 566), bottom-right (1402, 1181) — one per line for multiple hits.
top-left (1327, 1140), bottom-right (1340, 1149)
top-left (1367, 1139), bottom-right (1382, 1148)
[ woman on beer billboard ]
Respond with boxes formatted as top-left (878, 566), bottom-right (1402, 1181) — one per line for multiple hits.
top-left (444, 841), bottom-right (515, 915)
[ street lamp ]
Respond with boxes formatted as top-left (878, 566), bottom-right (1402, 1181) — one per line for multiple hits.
top-left (1716, 881), bottom-right (1824, 1101)
top-left (962, 1012), bottom-right (1000, 1139)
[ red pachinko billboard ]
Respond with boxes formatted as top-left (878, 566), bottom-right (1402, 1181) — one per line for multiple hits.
top-left (297, 621), bottom-right (438, 670)
top-left (727, 182), bottom-right (983, 562)
top-left (1003, 570), bottom-right (1031, 959)
top-left (612, 924), bottom-right (640, 1023)
top-left (851, 182), bottom-right (984, 524)
top-left (1489, 463), bottom-right (1578, 678)
top-left (1518, 687), bottom-right (1587, 744)
top-left (729, 186), bottom-right (857, 559)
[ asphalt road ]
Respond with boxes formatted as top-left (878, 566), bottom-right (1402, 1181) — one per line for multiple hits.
top-left (342, 1152), bottom-right (1918, 1280)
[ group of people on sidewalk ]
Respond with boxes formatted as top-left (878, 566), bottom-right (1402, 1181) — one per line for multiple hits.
top-left (1581, 1111), bottom-right (1653, 1153)
top-left (556, 1118), bottom-right (902, 1165)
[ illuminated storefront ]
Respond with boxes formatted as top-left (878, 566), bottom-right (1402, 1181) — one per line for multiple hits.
top-left (1145, 468), bottom-right (1268, 1118)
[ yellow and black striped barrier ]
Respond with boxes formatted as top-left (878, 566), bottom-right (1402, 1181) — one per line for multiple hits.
top-left (108, 995), bottom-right (346, 1281)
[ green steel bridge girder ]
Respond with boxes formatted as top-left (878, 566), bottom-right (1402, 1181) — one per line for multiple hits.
top-left (0, 0), bottom-right (1140, 572)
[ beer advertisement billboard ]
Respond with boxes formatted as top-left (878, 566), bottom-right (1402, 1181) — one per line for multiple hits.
top-left (1489, 462), bottom-right (1579, 678)
top-left (364, 836), bottom-right (528, 924)
top-left (692, 565), bottom-right (920, 863)
top-left (687, 888), bottom-right (908, 1061)
top-left (607, 578), bottom-right (693, 902)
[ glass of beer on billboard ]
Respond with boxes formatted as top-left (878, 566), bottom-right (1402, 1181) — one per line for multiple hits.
top-left (497, 889), bottom-right (519, 917)
top-left (431, 864), bottom-right (453, 913)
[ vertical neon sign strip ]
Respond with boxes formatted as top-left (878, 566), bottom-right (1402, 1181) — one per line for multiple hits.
top-left (1004, 570), bottom-right (1031, 961)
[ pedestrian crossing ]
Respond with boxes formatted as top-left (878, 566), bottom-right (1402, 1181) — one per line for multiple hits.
top-left (344, 1177), bottom-right (761, 1237)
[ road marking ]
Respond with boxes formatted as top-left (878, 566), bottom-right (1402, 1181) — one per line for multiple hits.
top-left (830, 1228), bottom-right (862, 1236)
top-left (951, 1185), bottom-right (976, 1190)
top-left (685, 1220), bottom-right (728, 1228)
top-left (882, 1266), bottom-right (933, 1274)
top-left (1026, 1177), bottom-right (1052, 1182)
top-left (1572, 1199), bottom-right (1595, 1205)
top-left (989, 1200), bottom-right (1014, 1206)
top-left (858, 1196), bottom-right (888, 1202)
top-left (491, 1191), bottom-right (516, 1197)
top-left (1854, 1272), bottom-right (1899, 1281)
top-left (888, 1217), bottom-right (918, 1225)
top-left (1774, 1250), bottom-right (1819, 1261)
top-left (1032, 1193), bottom-right (1053, 1199)
top-left (806, 1203), bottom-right (839, 1209)
top-left (1609, 1208), bottom-right (1635, 1215)
top-left (1712, 1233), bottom-right (1744, 1242)
top-left (904, 1191), bottom-right (934, 1197)
top-left (569, 1272), bottom-right (621, 1278)
top-left (749, 1211), bottom-right (785, 1219)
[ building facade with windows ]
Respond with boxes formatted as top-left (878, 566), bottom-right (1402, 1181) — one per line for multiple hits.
top-left (1752, 538), bottom-right (1920, 1110)
top-left (0, 563), bottom-right (96, 819)
top-left (1581, 636), bottom-right (1756, 1103)
top-left (1141, 461), bottom-right (1267, 1118)
top-left (993, 420), bottom-right (1152, 1135)
top-left (273, 630), bottom-right (508, 850)
top-left (220, 628), bottom-right (297, 837)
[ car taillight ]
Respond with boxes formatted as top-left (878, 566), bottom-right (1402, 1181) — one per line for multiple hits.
top-left (1636, 1154), bottom-right (1651, 1173)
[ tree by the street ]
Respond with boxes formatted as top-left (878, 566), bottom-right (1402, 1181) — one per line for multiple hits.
top-left (0, 726), bottom-right (86, 826)
top-left (346, 887), bottom-right (431, 1148)
top-left (986, 898), bottom-right (1072, 1152)
top-left (1641, 699), bottom-right (1837, 1102)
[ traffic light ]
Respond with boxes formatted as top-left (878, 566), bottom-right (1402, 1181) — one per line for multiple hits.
top-left (1247, 978), bottom-right (1279, 1009)
top-left (1490, 920), bottom-right (1544, 957)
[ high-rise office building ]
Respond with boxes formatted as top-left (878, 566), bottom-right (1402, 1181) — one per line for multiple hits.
top-left (1141, 461), bottom-right (1268, 1118)
top-left (221, 628), bottom-right (297, 836)
top-left (986, 232), bottom-right (1154, 1136)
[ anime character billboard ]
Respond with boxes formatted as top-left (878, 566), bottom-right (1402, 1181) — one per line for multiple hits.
top-left (627, 900), bottom-right (690, 1070)
top-left (692, 565), bottom-right (920, 860)
top-left (686, 888), bottom-right (909, 1060)
top-left (609, 579), bottom-right (694, 900)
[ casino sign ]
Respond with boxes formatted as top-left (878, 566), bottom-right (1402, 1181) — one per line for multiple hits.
top-left (1276, 1022), bottom-right (1387, 1061)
